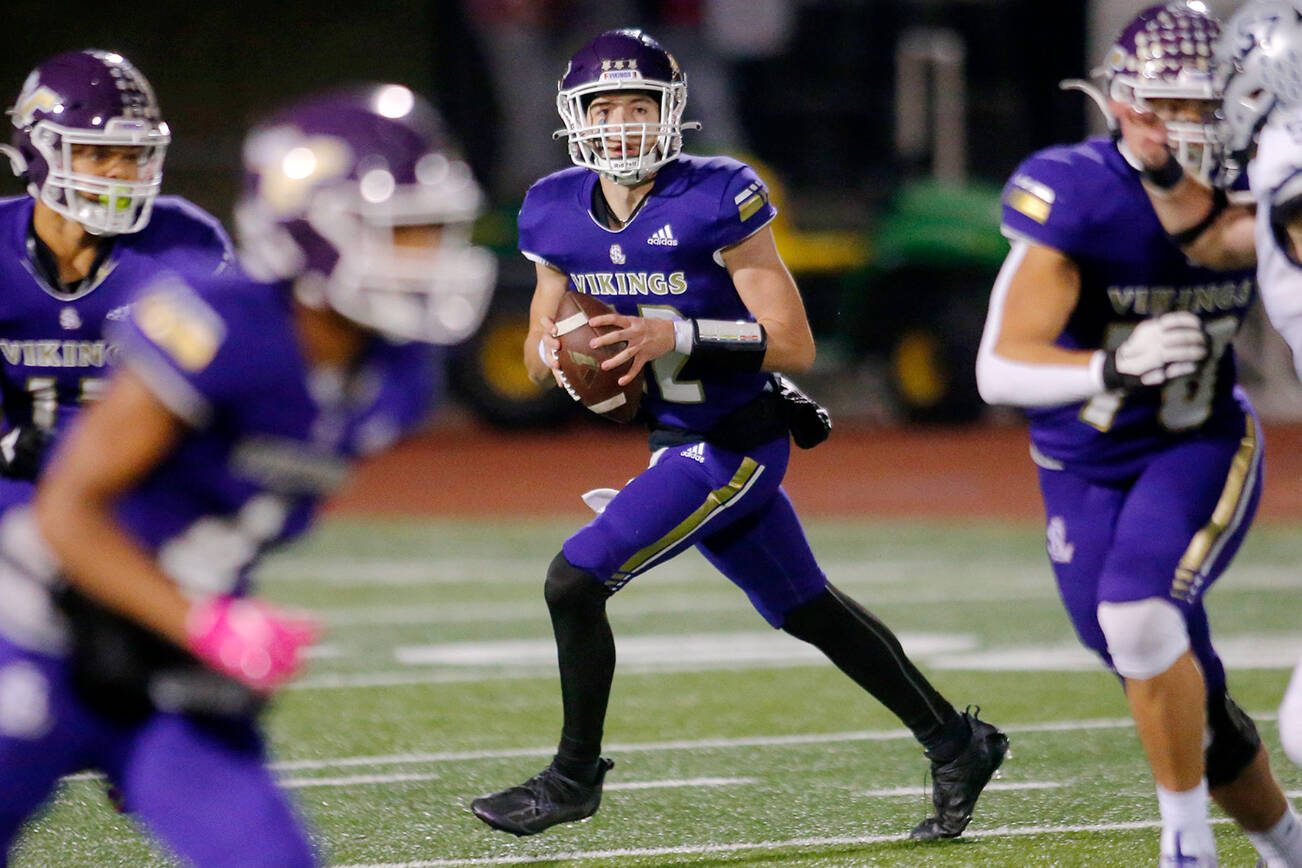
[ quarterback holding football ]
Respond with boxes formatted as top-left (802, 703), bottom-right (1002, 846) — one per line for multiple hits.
top-left (471, 27), bottom-right (1007, 841)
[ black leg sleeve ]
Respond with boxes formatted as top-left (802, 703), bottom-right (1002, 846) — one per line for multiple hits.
top-left (781, 583), bottom-right (962, 754)
top-left (544, 551), bottom-right (615, 782)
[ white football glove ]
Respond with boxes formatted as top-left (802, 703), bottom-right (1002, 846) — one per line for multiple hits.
top-left (1103, 311), bottom-right (1208, 389)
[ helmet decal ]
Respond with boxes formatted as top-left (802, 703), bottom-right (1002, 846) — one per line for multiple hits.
top-left (12, 86), bottom-right (60, 129)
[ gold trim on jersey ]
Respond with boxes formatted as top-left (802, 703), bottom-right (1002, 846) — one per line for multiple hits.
top-left (1006, 188), bottom-right (1052, 224)
top-left (1172, 414), bottom-right (1259, 602)
top-left (608, 456), bottom-right (763, 588)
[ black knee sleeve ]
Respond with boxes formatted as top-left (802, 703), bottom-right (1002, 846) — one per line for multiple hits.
top-left (544, 552), bottom-right (610, 612)
top-left (1205, 687), bottom-right (1262, 787)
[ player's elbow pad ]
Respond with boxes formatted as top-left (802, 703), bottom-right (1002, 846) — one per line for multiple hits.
top-left (975, 347), bottom-right (1107, 407)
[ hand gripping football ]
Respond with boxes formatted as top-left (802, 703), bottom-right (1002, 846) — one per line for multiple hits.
top-left (553, 290), bottom-right (643, 423)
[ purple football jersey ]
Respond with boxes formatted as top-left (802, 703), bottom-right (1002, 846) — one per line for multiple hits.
top-left (0, 195), bottom-right (233, 446)
top-left (1001, 137), bottom-right (1256, 477)
top-left (518, 154), bottom-right (777, 433)
top-left (106, 272), bottom-right (425, 596)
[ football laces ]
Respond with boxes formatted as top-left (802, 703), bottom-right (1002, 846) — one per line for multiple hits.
top-left (554, 366), bottom-right (581, 402)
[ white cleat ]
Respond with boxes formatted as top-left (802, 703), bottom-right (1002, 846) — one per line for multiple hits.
top-left (1160, 826), bottom-right (1218, 867)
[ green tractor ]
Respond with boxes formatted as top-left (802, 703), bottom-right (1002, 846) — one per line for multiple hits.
top-left (836, 177), bottom-right (1006, 424)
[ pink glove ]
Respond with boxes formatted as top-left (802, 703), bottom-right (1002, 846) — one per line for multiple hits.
top-left (185, 595), bottom-right (319, 691)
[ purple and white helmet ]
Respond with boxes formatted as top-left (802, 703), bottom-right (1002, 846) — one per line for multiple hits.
top-left (236, 85), bottom-right (495, 345)
top-left (1104, 2), bottom-right (1221, 182)
top-left (3, 50), bottom-right (169, 236)
top-left (1212, 0), bottom-right (1302, 185)
top-left (556, 29), bottom-right (697, 185)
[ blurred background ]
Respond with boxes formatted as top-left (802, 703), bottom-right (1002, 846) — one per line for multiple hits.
top-left (5, 0), bottom-right (1297, 430)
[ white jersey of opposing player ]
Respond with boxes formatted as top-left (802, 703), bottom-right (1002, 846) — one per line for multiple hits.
top-left (1251, 114), bottom-right (1302, 383)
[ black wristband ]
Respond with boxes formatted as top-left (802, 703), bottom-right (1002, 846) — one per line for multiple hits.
top-left (1100, 350), bottom-right (1129, 390)
top-left (1141, 153), bottom-right (1185, 190)
top-left (679, 319), bottom-right (767, 378)
top-left (1168, 187), bottom-right (1229, 248)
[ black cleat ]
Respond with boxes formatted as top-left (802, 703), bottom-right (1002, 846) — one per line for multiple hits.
top-left (471, 758), bottom-right (614, 836)
top-left (910, 709), bottom-right (1008, 841)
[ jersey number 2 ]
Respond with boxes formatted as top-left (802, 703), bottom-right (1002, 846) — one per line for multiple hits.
top-left (638, 305), bottom-right (704, 403)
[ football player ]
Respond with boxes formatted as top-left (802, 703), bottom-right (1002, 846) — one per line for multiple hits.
top-left (469, 28), bottom-right (1007, 841)
top-left (1117, 0), bottom-right (1302, 784)
top-left (0, 84), bottom-right (495, 866)
top-left (978, 4), bottom-right (1302, 866)
top-left (0, 50), bottom-right (234, 490)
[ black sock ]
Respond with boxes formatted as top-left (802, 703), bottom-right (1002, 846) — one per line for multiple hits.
top-left (781, 583), bottom-right (962, 754)
top-left (553, 735), bottom-right (602, 784)
top-left (545, 552), bottom-right (615, 785)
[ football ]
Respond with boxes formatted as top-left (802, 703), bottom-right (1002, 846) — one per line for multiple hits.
top-left (552, 290), bottom-right (643, 423)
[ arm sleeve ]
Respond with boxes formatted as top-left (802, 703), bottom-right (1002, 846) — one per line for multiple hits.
top-left (975, 239), bottom-right (1107, 407)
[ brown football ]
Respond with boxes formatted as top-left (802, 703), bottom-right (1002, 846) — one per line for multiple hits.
top-left (553, 290), bottom-right (643, 423)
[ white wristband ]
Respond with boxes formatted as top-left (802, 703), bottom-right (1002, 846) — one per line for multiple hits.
top-left (673, 319), bottom-right (693, 355)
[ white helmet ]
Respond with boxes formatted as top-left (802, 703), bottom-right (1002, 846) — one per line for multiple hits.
top-left (1213, 0), bottom-right (1302, 184)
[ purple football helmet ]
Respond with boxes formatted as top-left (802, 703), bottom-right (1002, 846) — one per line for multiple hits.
top-left (555, 29), bottom-right (698, 185)
top-left (3, 50), bottom-right (169, 236)
top-left (236, 85), bottom-right (496, 345)
top-left (1104, 2), bottom-right (1222, 182)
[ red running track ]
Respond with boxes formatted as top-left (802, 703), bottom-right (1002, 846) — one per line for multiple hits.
top-left (331, 421), bottom-right (1302, 521)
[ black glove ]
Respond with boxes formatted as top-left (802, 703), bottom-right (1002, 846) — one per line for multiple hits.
top-left (0, 425), bottom-right (51, 481)
top-left (774, 373), bottom-right (832, 449)
top-left (56, 586), bottom-right (266, 724)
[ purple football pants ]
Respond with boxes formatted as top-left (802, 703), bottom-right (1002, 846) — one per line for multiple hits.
top-left (0, 635), bottom-right (315, 867)
top-left (1037, 410), bottom-right (1263, 693)
top-left (563, 436), bottom-right (826, 627)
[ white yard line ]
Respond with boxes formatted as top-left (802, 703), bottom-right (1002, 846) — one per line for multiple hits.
top-left (262, 557), bottom-right (969, 587)
top-left (859, 781), bottom-right (1065, 797)
top-left (271, 716), bottom-right (1152, 772)
top-left (280, 772), bottom-right (754, 792)
top-left (292, 630), bottom-right (1302, 687)
top-left (60, 713), bottom-right (1280, 777)
top-left (335, 817), bottom-right (1238, 867)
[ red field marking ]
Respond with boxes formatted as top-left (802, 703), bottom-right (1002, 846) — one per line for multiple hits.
top-left (330, 420), bottom-right (1302, 521)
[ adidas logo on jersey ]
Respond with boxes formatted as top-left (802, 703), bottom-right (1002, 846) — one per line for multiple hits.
top-left (680, 442), bottom-right (705, 463)
top-left (647, 224), bottom-right (678, 246)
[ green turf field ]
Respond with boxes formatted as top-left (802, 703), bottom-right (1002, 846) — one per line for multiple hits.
top-left (11, 518), bottom-right (1302, 867)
